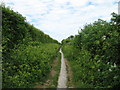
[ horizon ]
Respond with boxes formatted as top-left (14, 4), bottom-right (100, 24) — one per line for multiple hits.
top-left (2, 0), bottom-right (119, 42)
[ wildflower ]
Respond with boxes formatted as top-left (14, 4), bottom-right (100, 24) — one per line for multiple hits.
top-left (113, 63), bottom-right (117, 68)
top-left (98, 69), bottom-right (100, 71)
top-left (107, 62), bottom-right (110, 65)
top-left (109, 68), bottom-right (112, 71)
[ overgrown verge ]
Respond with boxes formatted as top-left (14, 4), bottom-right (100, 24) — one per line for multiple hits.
top-left (35, 51), bottom-right (61, 88)
top-left (2, 4), bottom-right (60, 88)
top-left (50, 51), bottom-right (61, 88)
top-left (62, 13), bottom-right (120, 88)
top-left (3, 43), bottom-right (60, 88)
top-left (65, 58), bottom-right (74, 88)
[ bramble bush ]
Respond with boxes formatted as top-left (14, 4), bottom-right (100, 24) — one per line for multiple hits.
top-left (2, 4), bottom-right (60, 88)
top-left (62, 13), bottom-right (120, 88)
top-left (3, 43), bottom-right (59, 88)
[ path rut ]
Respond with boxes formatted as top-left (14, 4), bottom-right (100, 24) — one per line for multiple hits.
top-left (57, 48), bottom-right (67, 88)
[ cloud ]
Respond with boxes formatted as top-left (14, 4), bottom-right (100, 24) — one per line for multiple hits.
top-left (3, 0), bottom-right (118, 42)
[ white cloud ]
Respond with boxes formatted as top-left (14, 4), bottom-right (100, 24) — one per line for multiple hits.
top-left (53, 0), bottom-right (89, 7)
top-left (3, 0), bottom-right (119, 42)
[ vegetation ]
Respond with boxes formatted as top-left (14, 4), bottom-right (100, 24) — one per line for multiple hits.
top-left (49, 52), bottom-right (61, 88)
top-left (40, 52), bottom-right (61, 88)
top-left (2, 2), bottom-right (120, 88)
top-left (62, 13), bottom-right (120, 88)
top-left (2, 5), bottom-right (60, 88)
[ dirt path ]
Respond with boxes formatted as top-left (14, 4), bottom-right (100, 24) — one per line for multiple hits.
top-left (35, 57), bottom-right (60, 88)
top-left (65, 58), bottom-right (75, 88)
top-left (57, 48), bottom-right (67, 88)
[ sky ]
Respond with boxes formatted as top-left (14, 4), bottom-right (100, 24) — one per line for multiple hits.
top-left (2, 0), bottom-right (119, 42)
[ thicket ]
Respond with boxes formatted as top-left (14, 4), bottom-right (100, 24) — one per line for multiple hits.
top-left (62, 13), bottom-right (120, 88)
top-left (2, 5), bottom-right (60, 88)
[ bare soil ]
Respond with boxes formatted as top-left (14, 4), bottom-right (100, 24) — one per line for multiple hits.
top-left (65, 58), bottom-right (75, 88)
top-left (35, 57), bottom-right (59, 88)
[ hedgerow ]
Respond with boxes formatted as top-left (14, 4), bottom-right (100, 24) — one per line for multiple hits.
top-left (62, 13), bottom-right (120, 88)
top-left (2, 4), bottom-right (60, 88)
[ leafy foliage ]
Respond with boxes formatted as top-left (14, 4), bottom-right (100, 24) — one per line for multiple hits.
top-left (2, 4), bottom-right (59, 56)
top-left (2, 5), bottom-right (60, 88)
top-left (3, 43), bottom-right (59, 88)
top-left (62, 13), bottom-right (120, 88)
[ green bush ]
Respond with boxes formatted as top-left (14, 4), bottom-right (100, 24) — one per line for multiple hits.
top-left (62, 14), bottom-right (120, 88)
top-left (3, 43), bottom-right (59, 88)
top-left (2, 5), bottom-right (60, 88)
